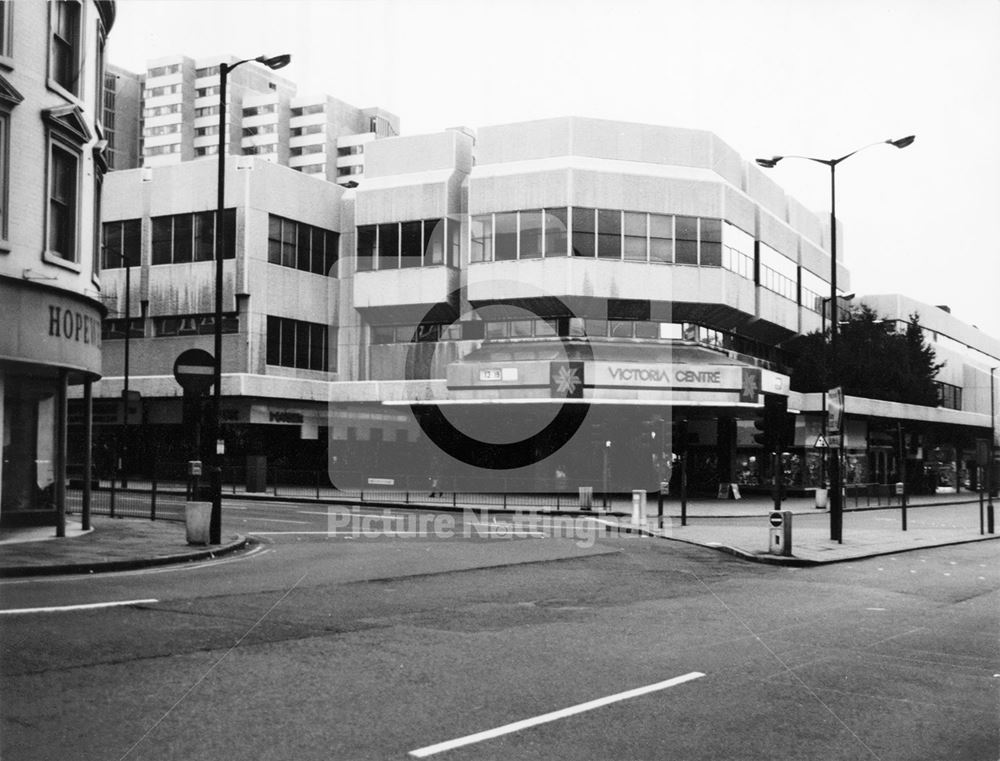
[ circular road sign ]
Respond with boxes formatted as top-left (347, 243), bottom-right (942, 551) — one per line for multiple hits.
top-left (768, 512), bottom-right (784, 528)
top-left (173, 348), bottom-right (215, 395)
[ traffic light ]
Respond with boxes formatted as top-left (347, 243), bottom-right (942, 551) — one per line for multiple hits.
top-left (753, 393), bottom-right (788, 452)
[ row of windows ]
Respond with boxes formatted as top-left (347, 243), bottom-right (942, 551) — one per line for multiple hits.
top-left (356, 219), bottom-right (460, 270)
top-left (146, 143), bottom-right (180, 156)
top-left (195, 105), bottom-right (220, 118)
top-left (151, 210), bottom-right (236, 265)
top-left (469, 208), bottom-right (725, 266)
top-left (196, 85), bottom-right (220, 98)
top-left (337, 145), bottom-right (363, 156)
top-left (144, 104), bottom-right (181, 119)
top-left (298, 164), bottom-right (325, 175)
top-left (292, 124), bottom-right (324, 137)
top-left (195, 65), bottom-right (220, 78)
top-left (291, 104), bottom-right (324, 117)
top-left (148, 63), bottom-right (181, 77)
top-left (144, 124), bottom-right (180, 138)
top-left (338, 165), bottom-right (362, 177)
top-left (935, 382), bottom-right (963, 411)
top-left (195, 125), bottom-right (218, 137)
top-left (267, 214), bottom-right (340, 275)
top-left (146, 83), bottom-right (181, 98)
top-left (243, 104), bottom-right (276, 117)
top-left (291, 144), bottom-right (323, 156)
top-left (103, 313), bottom-right (239, 340)
top-left (243, 144), bottom-right (277, 155)
top-left (243, 124), bottom-right (276, 137)
top-left (266, 316), bottom-right (331, 371)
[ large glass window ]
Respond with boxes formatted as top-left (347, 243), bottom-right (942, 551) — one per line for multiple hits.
top-left (649, 214), bottom-right (673, 263)
top-left (376, 222), bottom-right (397, 269)
top-left (102, 219), bottom-right (141, 268)
top-left (722, 223), bottom-right (754, 279)
top-left (50, 1), bottom-right (81, 94)
top-left (400, 220), bottom-right (423, 268)
top-left (152, 210), bottom-right (236, 265)
top-left (800, 268), bottom-right (827, 313)
top-left (675, 216), bottom-right (698, 265)
top-left (759, 243), bottom-right (797, 301)
top-left (543, 208), bottom-right (568, 257)
top-left (48, 143), bottom-right (78, 261)
top-left (700, 218), bottom-right (722, 266)
top-left (623, 212), bottom-right (647, 261)
top-left (519, 210), bottom-right (543, 259)
top-left (571, 207), bottom-right (596, 257)
top-left (266, 315), bottom-right (330, 371)
top-left (268, 214), bottom-right (338, 275)
top-left (471, 214), bottom-right (492, 263)
top-left (494, 211), bottom-right (518, 261)
top-left (597, 209), bottom-right (621, 259)
top-left (425, 219), bottom-right (445, 265)
top-left (356, 225), bottom-right (376, 271)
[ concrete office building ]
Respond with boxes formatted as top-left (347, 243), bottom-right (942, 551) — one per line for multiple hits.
top-left (89, 116), bottom-right (1000, 496)
top-left (1, 0), bottom-right (115, 526)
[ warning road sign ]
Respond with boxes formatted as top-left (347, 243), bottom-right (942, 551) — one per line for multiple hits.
top-left (813, 435), bottom-right (829, 449)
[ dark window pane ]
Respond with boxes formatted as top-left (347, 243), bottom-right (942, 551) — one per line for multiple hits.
top-left (623, 212), bottom-right (647, 261)
top-left (173, 214), bottom-right (192, 263)
top-left (48, 147), bottom-right (76, 259)
top-left (152, 216), bottom-right (172, 264)
top-left (470, 215), bottom-right (492, 262)
top-left (194, 211), bottom-right (214, 261)
top-left (447, 218), bottom-right (460, 266)
top-left (268, 215), bottom-right (282, 264)
top-left (223, 208), bottom-right (236, 259)
top-left (281, 218), bottom-right (296, 268)
top-left (544, 208), bottom-right (567, 257)
top-left (123, 219), bottom-right (141, 266)
top-left (266, 315), bottom-right (280, 364)
top-left (494, 212), bottom-right (517, 261)
top-left (675, 216), bottom-right (698, 265)
top-left (281, 319), bottom-right (295, 366)
top-left (298, 224), bottom-right (312, 271)
top-left (701, 218), bottom-right (722, 242)
top-left (571, 207), bottom-right (595, 257)
top-left (103, 221), bottom-right (121, 268)
top-left (519, 210), bottom-right (543, 259)
top-left (584, 318), bottom-right (605, 337)
top-left (597, 209), bottom-right (621, 259)
top-left (310, 324), bottom-right (326, 370)
top-left (424, 219), bottom-right (444, 265)
top-left (378, 223), bottom-right (398, 269)
top-left (295, 321), bottom-right (310, 368)
top-left (400, 220), bottom-right (423, 267)
top-left (634, 321), bottom-right (658, 339)
top-left (701, 242), bottom-right (722, 266)
top-left (609, 320), bottom-right (632, 338)
top-left (357, 225), bottom-right (376, 271)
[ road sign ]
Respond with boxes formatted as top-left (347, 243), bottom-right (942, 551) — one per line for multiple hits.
top-left (769, 512), bottom-right (784, 527)
top-left (827, 386), bottom-right (844, 433)
top-left (813, 435), bottom-right (829, 449)
top-left (173, 349), bottom-right (215, 395)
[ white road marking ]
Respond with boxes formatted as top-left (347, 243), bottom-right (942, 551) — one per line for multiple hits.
top-left (241, 517), bottom-right (311, 525)
top-left (0, 599), bottom-right (158, 615)
top-left (865, 607), bottom-right (886, 611)
top-left (408, 672), bottom-right (706, 758)
top-left (249, 529), bottom-right (546, 538)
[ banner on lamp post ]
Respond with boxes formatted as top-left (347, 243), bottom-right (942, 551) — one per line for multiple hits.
top-left (826, 386), bottom-right (844, 434)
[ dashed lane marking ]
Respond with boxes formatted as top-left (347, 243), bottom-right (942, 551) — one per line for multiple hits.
top-left (408, 672), bottom-right (706, 758)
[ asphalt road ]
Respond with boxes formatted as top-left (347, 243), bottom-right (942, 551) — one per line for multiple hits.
top-left (1, 500), bottom-right (997, 761)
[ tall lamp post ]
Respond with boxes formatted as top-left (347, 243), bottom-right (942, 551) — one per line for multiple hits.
top-left (756, 135), bottom-right (914, 543)
top-left (818, 292), bottom-right (853, 504)
top-left (211, 53), bottom-right (290, 543)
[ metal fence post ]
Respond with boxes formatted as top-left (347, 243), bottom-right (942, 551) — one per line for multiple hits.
top-left (109, 471), bottom-right (117, 519)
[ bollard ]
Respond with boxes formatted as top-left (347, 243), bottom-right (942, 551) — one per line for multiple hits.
top-left (768, 511), bottom-right (792, 556)
top-left (631, 489), bottom-right (647, 528)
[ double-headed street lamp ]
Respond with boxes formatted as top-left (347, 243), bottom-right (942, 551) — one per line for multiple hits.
top-left (210, 53), bottom-right (290, 543)
top-left (756, 135), bottom-right (914, 543)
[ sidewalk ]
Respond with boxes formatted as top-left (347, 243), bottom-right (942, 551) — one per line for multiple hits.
top-left (0, 517), bottom-right (247, 578)
top-left (0, 493), bottom-right (993, 576)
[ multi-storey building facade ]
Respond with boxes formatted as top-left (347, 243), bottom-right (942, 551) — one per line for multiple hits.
top-left (89, 116), bottom-right (1000, 496)
top-left (111, 54), bottom-right (399, 186)
top-left (1, 0), bottom-right (115, 526)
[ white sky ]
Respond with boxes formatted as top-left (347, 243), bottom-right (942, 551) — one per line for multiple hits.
top-left (108, 0), bottom-right (1000, 341)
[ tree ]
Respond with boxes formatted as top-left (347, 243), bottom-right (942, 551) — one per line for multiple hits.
top-left (788, 305), bottom-right (944, 406)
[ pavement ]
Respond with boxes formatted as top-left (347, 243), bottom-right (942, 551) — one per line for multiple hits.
top-left (0, 490), bottom-right (995, 577)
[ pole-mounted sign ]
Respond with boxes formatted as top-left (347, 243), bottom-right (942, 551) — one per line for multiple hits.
top-left (173, 349), bottom-right (215, 395)
top-left (826, 386), bottom-right (844, 434)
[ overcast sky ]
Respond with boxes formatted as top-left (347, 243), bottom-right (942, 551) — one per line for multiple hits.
top-left (108, 0), bottom-right (1000, 342)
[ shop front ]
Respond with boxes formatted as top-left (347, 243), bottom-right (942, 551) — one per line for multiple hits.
top-left (1, 279), bottom-right (103, 527)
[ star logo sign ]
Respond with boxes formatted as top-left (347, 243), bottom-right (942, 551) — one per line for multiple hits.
top-left (550, 362), bottom-right (584, 398)
top-left (740, 368), bottom-right (761, 403)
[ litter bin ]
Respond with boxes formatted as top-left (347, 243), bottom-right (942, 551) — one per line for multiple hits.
top-left (814, 487), bottom-right (828, 509)
top-left (578, 486), bottom-right (594, 510)
top-left (246, 455), bottom-right (267, 493)
top-left (185, 501), bottom-right (212, 545)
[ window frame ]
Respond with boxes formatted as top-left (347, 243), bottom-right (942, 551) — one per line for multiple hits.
top-left (44, 136), bottom-right (81, 265)
top-left (49, 0), bottom-right (83, 99)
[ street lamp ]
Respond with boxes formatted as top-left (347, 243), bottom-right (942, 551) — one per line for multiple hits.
top-left (211, 53), bottom-right (291, 543)
top-left (756, 135), bottom-right (914, 543)
top-left (816, 292), bottom-right (854, 505)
